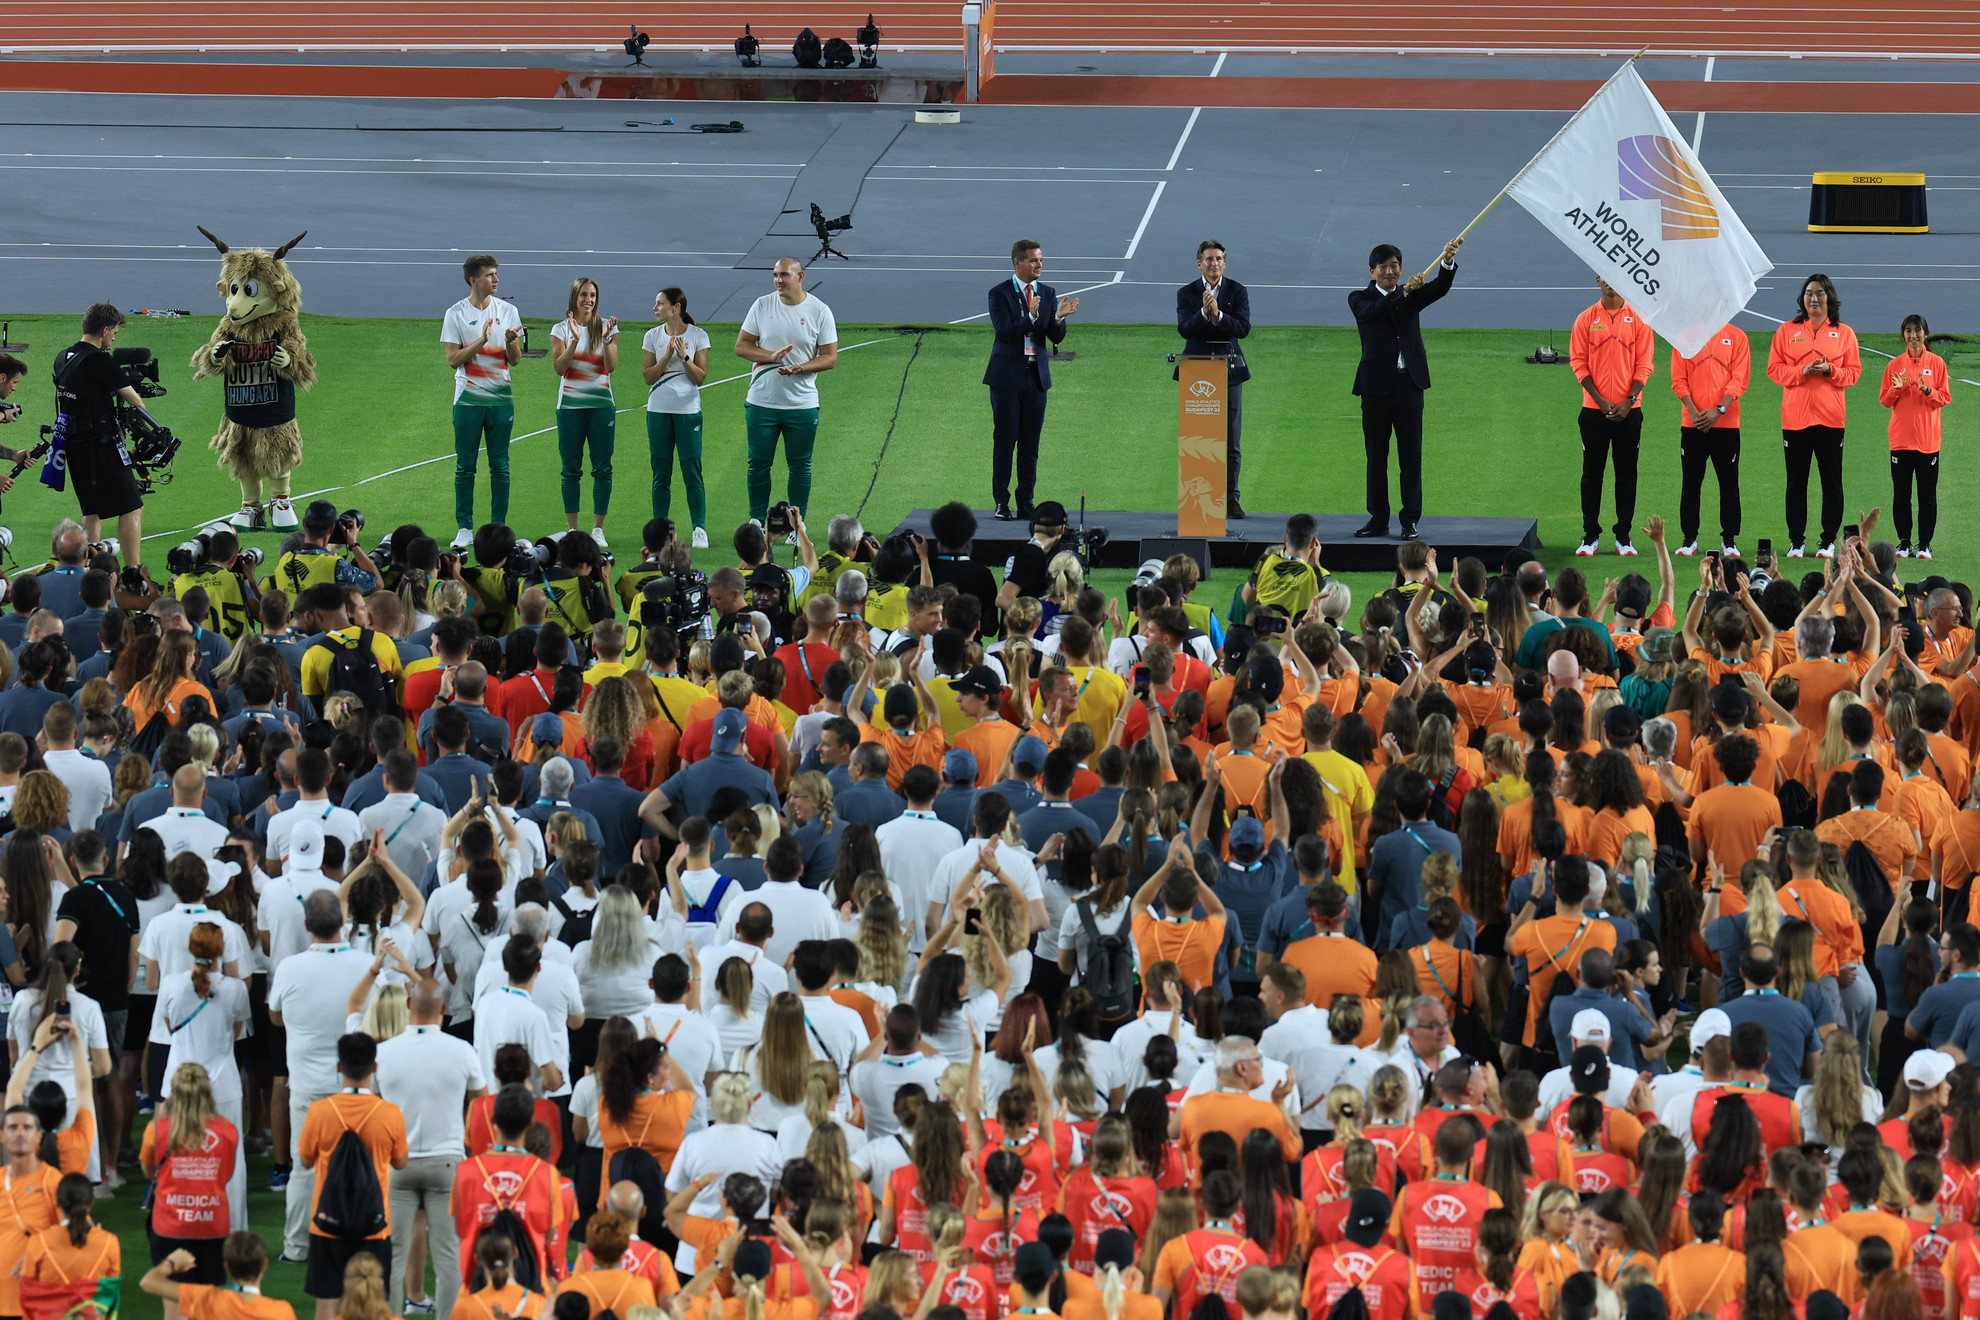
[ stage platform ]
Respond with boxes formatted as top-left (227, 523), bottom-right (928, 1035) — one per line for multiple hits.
top-left (887, 510), bottom-right (1543, 575)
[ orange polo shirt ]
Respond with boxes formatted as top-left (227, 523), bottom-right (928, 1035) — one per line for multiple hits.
top-left (1570, 299), bottom-right (1656, 410)
top-left (1670, 325), bottom-right (1750, 427)
top-left (1814, 807), bottom-right (1920, 889)
top-left (1776, 878), bottom-right (1863, 977)
top-left (1505, 913), bottom-right (1615, 1047)
top-left (1279, 929), bottom-right (1376, 1009)
top-left (1132, 910), bottom-right (1225, 992)
top-left (1882, 350), bottom-right (1952, 453)
top-left (1767, 318), bottom-right (1863, 430)
top-left (953, 717), bottom-right (1022, 788)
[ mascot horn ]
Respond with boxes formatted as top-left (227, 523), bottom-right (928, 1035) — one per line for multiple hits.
top-left (191, 226), bottom-right (316, 530)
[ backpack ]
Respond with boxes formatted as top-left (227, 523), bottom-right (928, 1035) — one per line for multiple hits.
top-left (1076, 899), bottom-right (1136, 1022)
top-left (1425, 767), bottom-right (1460, 831)
top-left (608, 1144), bottom-right (668, 1243)
top-left (685, 874), bottom-right (735, 927)
top-left (312, 1109), bottom-right (387, 1238)
top-left (468, 1157), bottom-right (545, 1291)
top-left (1843, 839), bottom-right (1894, 957)
top-left (129, 710), bottom-right (171, 761)
top-left (1777, 776), bottom-right (1817, 829)
top-left (551, 894), bottom-right (596, 947)
top-left (327, 629), bottom-right (395, 714)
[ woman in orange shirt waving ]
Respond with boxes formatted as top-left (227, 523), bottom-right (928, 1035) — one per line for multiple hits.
top-left (1765, 273), bottom-right (1862, 559)
top-left (1881, 313), bottom-right (1953, 559)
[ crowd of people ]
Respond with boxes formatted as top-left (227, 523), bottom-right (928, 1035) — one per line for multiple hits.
top-left (2, 482), bottom-right (1980, 1320)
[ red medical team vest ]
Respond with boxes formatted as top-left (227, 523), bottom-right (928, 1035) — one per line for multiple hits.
top-left (889, 1167), bottom-right (935, 1263)
top-left (1058, 1169), bottom-right (1157, 1272)
top-left (1304, 1143), bottom-right (1400, 1228)
top-left (924, 1263), bottom-right (1000, 1320)
top-left (1306, 1245), bottom-right (1414, 1320)
top-left (1568, 1148), bottom-right (1632, 1197)
top-left (1397, 1176), bottom-right (1496, 1295)
top-left (964, 1206), bottom-right (1042, 1289)
top-left (149, 1114), bottom-right (239, 1238)
top-left (1910, 1218), bottom-right (1973, 1320)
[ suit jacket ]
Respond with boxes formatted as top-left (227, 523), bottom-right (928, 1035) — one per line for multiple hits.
top-left (983, 279), bottom-right (1067, 391)
top-left (1174, 277), bottom-right (1252, 384)
top-left (1349, 262), bottom-right (1456, 396)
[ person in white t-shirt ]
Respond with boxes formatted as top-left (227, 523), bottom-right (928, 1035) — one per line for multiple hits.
top-left (551, 278), bottom-right (620, 549)
top-left (39, 705), bottom-right (112, 835)
top-left (734, 258), bottom-right (838, 527)
top-left (440, 254), bottom-right (524, 549)
top-left (643, 287), bottom-right (713, 548)
top-left (471, 938), bottom-right (564, 1095)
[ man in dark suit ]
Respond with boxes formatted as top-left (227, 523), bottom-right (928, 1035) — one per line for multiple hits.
top-left (1175, 239), bottom-right (1253, 518)
top-left (983, 240), bottom-right (1078, 521)
top-left (1349, 237), bottom-right (1462, 541)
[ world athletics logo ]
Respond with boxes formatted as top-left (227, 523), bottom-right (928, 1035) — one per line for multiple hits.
top-left (1617, 135), bottom-right (1720, 241)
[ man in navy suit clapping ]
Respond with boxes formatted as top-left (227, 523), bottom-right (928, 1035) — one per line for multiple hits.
top-left (983, 240), bottom-right (1078, 521)
top-left (1175, 240), bottom-right (1253, 518)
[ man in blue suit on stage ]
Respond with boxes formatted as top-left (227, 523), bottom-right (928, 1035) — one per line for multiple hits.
top-left (1175, 239), bottom-right (1252, 518)
top-left (984, 240), bottom-right (1078, 521)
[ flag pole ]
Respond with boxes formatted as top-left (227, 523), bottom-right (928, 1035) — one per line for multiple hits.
top-left (1415, 44), bottom-right (1652, 283)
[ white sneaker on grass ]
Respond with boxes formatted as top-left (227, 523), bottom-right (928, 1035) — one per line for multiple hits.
top-left (691, 527), bottom-right (709, 549)
top-left (1574, 540), bottom-right (1599, 557)
top-left (590, 527), bottom-right (609, 550)
top-left (1675, 541), bottom-right (1698, 557)
top-left (450, 528), bottom-right (474, 550)
top-left (1615, 541), bottom-right (1639, 556)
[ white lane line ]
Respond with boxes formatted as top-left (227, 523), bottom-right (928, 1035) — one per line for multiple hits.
top-left (1209, 52), bottom-right (1227, 76)
top-left (1163, 107), bottom-right (1200, 172)
top-left (1705, 55), bottom-right (1716, 80)
top-left (1692, 111), bottom-right (1707, 153)
top-left (1124, 182), bottom-right (1168, 261)
top-left (947, 272), bottom-right (1123, 324)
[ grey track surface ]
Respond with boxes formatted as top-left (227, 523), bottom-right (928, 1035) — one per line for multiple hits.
top-left (2, 80), bottom-right (1977, 334)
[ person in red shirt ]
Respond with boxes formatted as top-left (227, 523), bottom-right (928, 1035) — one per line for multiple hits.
top-left (1903, 1153), bottom-right (1973, 1320)
top-left (775, 596), bottom-right (842, 718)
top-left (1882, 313), bottom-right (1954, 558)
top-left (1690, 1023), bottom-right (1804, 1168)
top-left (1765, 273), bottom-right (1863, 558)
top-left (1391, 1119), bottom-right (1503, 1298)
top-left (451, 1086), bottom-right (567, 1289)
top-left (1056, 1118), bottom-right (1157, 1273)
top-left (496, 626), bottom-right (570, 737)
top-left (1304, 1189), bottom-right (1418, 1320)
top-left (1450, 1208), bottom-right (1542, 1320)
top-left (1567, 277), bottom-right (1656, 557)
top-left (1670, 322), bottom-right (1752, 558)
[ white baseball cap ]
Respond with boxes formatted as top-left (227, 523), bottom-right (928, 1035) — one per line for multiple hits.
top-left (1906, 1050), bottom-right (1955, 1092)
top-left (1690, 1007), bottom-right (1732, 1054)
top-left (1570, 1009), bottom-right (1612, 1044)
top-left (289, 820), bottom-right (326, 872)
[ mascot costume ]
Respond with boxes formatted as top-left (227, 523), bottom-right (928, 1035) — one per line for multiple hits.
top-left (190, 226), bottom-right (316, 529)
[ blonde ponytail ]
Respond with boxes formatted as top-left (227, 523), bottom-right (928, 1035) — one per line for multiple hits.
top-left (1100, 1263), bottom-right (1125, 1320)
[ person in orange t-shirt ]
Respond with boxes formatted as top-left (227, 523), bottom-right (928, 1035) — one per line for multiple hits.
top-left (297, 1034), bottom-right (409, 1311)
top-left (1882, 313), bottom-right (1953, 557)
top-left (1686, 735), bottom-right (1784, 880)
top-left (19, 1172), bottom-right (120, 1315)
top-left (1653, 1193), bottom-right (1744, 1317)
top-left (450, 1233), bottom-right (549, 1320)
top-left (142, 1235), bottom-right (299, 1320)
top-left (1831, 1147), bottom-right (1917, 1270)
top-left (561, 1211), bottom-right (663, 1319)
top-left (1130, 836), bottom-right (1228, 993)
top-left (1505, 859), bottom-right (1616, 1048)
top-left (853, 675), bottom-right (948, 793)
top-left (1176, 1039), bottom-right (1300, 1172)
top-left (1278, 883), bottom-right (1376, 1010)
top-left (1766, 275), bottom-right (1862, 556)
top-left (1568, 278), bottom-right (1655, 557)
top-left (1814, 760), bottom-right (1920, 889)
top-left (1671, 323), bottom-right (1750, 557)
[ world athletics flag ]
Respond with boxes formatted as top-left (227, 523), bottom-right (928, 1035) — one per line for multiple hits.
top-left (1503, 63), bottom-right (1771, 356)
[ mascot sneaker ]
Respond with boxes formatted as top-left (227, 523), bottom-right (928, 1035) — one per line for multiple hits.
top-left (270, 497), bottom-right (298, 529)
top-left (230, 503), bottom-right (264, 530)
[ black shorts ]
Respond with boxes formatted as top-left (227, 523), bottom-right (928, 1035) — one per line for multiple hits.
top-left (126, 995), bottom-right (156, 1054)
top-left (305, 1236), bottom-right (392, 1300)
top-left (265, 1017), bottom-right (288, 1079)
top-left (238, 973), bottom-right (270, 1075)
top-left (148, 1227), bottom-right (227, 1283)
top-left (1476, 917), bottom-right (1510, 959)
top-left (99, 1008), bottom-right (127, 1071)
top-left (68, 436), bottom-right (143, 521)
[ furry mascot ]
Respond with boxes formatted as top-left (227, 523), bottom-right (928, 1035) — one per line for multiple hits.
top-left (190, 226), bottom-right (316, 529)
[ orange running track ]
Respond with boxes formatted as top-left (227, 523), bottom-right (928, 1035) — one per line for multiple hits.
top-left (5, 0), bottom-right (1980, 56)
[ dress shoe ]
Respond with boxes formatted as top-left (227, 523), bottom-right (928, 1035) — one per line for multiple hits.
top-left (1353, 518), bottom-right (1389, 539)
top-left (1399, 521), bottom-right (1418, 541)
top-left (1016, 504), bottom-right (1034, 523)
top-left (994, 503), bottom-right (1016, 521)
top-left (1226, 496), bottom-right (1246, 520)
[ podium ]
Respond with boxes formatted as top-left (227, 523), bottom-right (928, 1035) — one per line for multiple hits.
top-left (1177, 355), bottom-right (1228, 537)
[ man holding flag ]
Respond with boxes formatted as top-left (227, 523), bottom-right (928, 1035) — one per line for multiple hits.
top-left (1569, 277), bottom-right (1655, 558)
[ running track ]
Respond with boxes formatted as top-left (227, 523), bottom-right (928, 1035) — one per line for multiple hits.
top-left (7, 0), bottom-right (1980, 56)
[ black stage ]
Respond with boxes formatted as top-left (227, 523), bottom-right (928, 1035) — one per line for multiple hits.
top-left (889, 510), bottom-right (1543, 575)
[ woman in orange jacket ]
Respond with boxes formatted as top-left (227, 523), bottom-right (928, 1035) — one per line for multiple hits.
top-left (1880, 313), bottom-right (1953, 559)
top-left (1765, 273), bottom-right (1861, 559)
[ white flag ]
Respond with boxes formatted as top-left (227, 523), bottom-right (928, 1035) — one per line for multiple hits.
top-left (1503, 62), bottom-right (1771, 357)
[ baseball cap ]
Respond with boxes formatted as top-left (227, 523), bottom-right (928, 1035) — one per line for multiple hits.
top-left (1624, 1284), bottom-right (1668, 1320)
top-left (955, 665), bottom-right (1003, 700)
top-left (1601, 705), bottom-right (1640, 742)
top-left (530, 713), bottom-right (564, 748)
top-left (1907, 1050), bottom-right (1955, 1091)
top-left (709, 633), bottom-right (746, 674)
top-left (1570, 1009), bottom-right (1612, 1045)
top-left (1031, 500), bottom-right (1068, 529)
top-left (302, 499), bottom-right (339, 533)
top-left (289, 820), bottom-right (326, 871)
top-left (1570, 1044), bottom-right (1611, 1095)
top-left (1011, 735), bottom-right (1048, 773)
top-left (711, 708), bottom-right (748, 753)
top-left (1343, 1189), bottom-right (1390, 1248)
top-left (1229, 815), bottom-right (1265, 851)
top-left (1245, 655), bottom-right (1283, 700)
top-left (1709, 679), bottom-right (1749, 718)
top-left (747, 563), bottom-right (786, 593)
top-left (883, 684), bottom-right (920, 727)
top-left (204, 856), bottom-right (240, 896)
top-left (1689, 1007), bottom-right (1732, 1054)
top-left (1615, 580), bottom-right (1652, 619)
top-left (943, 749), bottom-right (978, 784)
top-left (1805, 1294), bottom-right (1849, 1320)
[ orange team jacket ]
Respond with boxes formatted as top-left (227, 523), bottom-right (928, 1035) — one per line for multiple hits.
top-left (1767, 318), bottom-right (1864, 430)
top-left (1670, 325), bottom-right (1751, 428)
top-left (1883, 350), bottom-right (1952, 452)
top-left (1569, 299), bottom-right (1656, 410)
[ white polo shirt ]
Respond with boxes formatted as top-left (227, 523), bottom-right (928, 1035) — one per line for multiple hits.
top-left (717, 880), bottom-right (837, 967)
top-left (472, 984), bottom-right (558, 1089)
top-left (695, 940), bottom-right (789, 1016)
top-left (268, 942), bottom-right (375, 1095)
top-left (850, 1051), bottom-right (949, 1138)
top-left (267, 799), bottom-right (362, 869)
top-left (44, 749), bottom-right (113, 836)
top-left (357, 792), bottom-right (450, 882)
top-left (142, 807), bottom-right (231, 865)
top-left (376, 1023), bottom-right (488, 1158)
top-left (876, 810), bottom-right (966, 951)
top-left (796, 992), bottom-right (871, 1077)
top-left (256, 872), bottom-right (336, 963)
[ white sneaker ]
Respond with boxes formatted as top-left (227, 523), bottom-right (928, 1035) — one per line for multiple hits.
top-left (1816, 542), bottom-right (1836, 559)
top-left (1787, 543), bottom-right (1806, 559)
top-left (269, 497), bottom-right (297, 529)
top-left (1721, 543), bottom-right (1740, 559)
top-left (1615, 541), bottom-right (1639, 557)
top-left (691, 527), bottom-right (709, 549)
top-left (229, 503), bottom-right (261, 530)
top-left (747, 517), bottom-right (764, 529)
top-left (1675, 541), bottom-right (1698, 557)
top-left (1574, 540), bottom-right (1599, 557)
top-left (590, 527), bottom-right (609, 550)
top-left (785, 530), bottom-right (799, 546)
top-left (450, 528), bottom-right (474, 550)
top-left (1898, 544), bottom-right (1914, 559)
top-left (1919, 546), bottom-right (1935, 560)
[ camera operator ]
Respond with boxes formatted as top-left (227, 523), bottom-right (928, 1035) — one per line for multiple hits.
top-left (52, 303), bottom-right (156, 573)
top-left (0, 353), bottom-right (28, 481)
top-left (620, 534), bottom-right (702, 669)
top-left (171, 527), bottom-right (261, 644)
top-left (273, 499), bottom-right (380, 599)
top-left (534, 530), bottom-right (613, 648)
top-left (735, 513), bottom-right (813, 643)
top-left (706, 567), bottom-right (773, 649)
top-left (796, 514), bottom-right (873, 611)
top-left (995, 499), bottom-right (1071, 610)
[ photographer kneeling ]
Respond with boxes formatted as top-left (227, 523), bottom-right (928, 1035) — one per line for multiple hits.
top-left (535, 530), bottom-right (613, 650)
top-left (52, 303), bottom-right (157, 573)
top-left (273, 498), bottom-right (381, 597)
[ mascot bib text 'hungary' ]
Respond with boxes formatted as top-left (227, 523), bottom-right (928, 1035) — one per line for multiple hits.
top-left (190, 226), bottom-right (316, 529)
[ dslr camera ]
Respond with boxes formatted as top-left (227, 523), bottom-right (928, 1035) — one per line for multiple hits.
top-left (766, 501), bottom-right (799, 537)
top-left (168, 528), bottom-right (262, 576)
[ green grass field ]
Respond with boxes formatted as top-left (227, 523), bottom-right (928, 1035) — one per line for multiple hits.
top-left (13, 307), bottom-right (1975, 1315)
